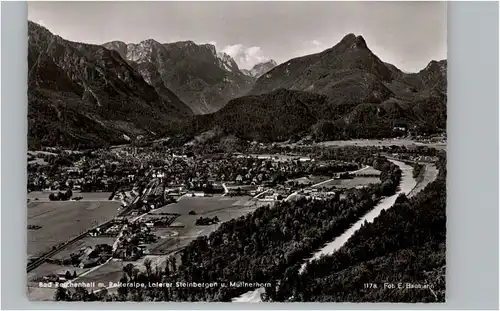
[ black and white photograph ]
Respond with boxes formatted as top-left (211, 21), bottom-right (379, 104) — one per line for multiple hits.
top-left (26, 1), bottom-right (447, 302)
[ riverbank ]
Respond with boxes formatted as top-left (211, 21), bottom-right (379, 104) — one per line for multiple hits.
top-left (232, 159), bottom-right (417, 302)
top-left (298, 160), bottom-right (416, 273)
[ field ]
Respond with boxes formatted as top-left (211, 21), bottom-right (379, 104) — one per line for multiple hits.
top-left (27, 201), bottom-right (121, 259)
top-left (289, 175), bottom-right (330, 185)
top-left (354, 166), bottom-right (381, 176)
top-left (316, 139), bottom-right (447, 150)
top-left (71, 260), bottom-right (126, 292)
top-left (150, 196), bottom-right (252, 216)
top-left (237, 153), bottom-right (311, 162)
top-left (72, 197), bottom-right (258, 293)
top-left (318, 177), bottom-right (380, 189)
top-left (279, 138), bottom-right (446, 150)
top-left (147, 196), bottom-right (258, 254)
top-left (27, 191), bottom-right (113, 202)
top-left (27, 196), bottom-right (268, 299)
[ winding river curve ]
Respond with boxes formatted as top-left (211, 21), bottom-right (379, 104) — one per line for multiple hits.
top-left (232, 159), bottom-right (417, 302)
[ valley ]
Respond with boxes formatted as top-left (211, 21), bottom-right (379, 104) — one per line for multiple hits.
top-left (26, 15), bottom-right (447, 303)
top-left (27, 139), bottom-right (445, 302)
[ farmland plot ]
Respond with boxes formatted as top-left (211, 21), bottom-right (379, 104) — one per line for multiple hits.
top-left (150, 196), bottom-right (251, 216)
top-left (317, 138), bottom-right (446, 150)
top-left (317, 177), bottom-right (380, 189)
top-left (27, 191), bottom-right (113, 202)
top-left (148, 196), bottom-right (259, 255)
top-left (72, 260), bottom-right (125, 292)
top-left (27, 201), bottom-right (120, 258)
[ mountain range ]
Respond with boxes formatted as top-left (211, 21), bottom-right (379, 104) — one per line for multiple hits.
top-left (102, 40), bottom-right (260, 114)
top-left (27, 21), bottom-right (446, 148)
top-left (198, 34), bottom-right (447, 142)
top-left (28, 21), bottom-right (193, 148)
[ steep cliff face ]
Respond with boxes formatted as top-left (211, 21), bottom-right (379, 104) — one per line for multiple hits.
top-left (28, 21), bottom-right (190, 148)
top-left (241, 60), bottom-right (278, 78)
top-left (103, 40), bottom-right (254, 114)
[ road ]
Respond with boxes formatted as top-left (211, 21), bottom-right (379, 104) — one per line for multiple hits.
top-left (284, 165), bottom-right (370, 202)
top-left (221, 183), bottom-right (229, 196)
top-left (251, 189), bottom-right (272, 200)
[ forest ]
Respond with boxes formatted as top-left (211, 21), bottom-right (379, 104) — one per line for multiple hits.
top-left (264, 155), bottom-right (446, 302)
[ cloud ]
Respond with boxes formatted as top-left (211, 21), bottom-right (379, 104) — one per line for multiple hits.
top-left (290, 39), bottom-right (327, 59)
top-left (221, 44), bottom-right (270, 70)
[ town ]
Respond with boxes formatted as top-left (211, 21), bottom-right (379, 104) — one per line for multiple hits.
top-left (26, 137), bottom-right (443, 300)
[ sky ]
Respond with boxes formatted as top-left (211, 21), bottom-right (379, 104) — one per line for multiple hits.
top-left (28, 1), bottom-right (447, 72)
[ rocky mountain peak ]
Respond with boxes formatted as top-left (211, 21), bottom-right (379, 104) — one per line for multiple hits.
top-left (352, 35), bottom-right (367, 49)
top-left (176, 40), bottom-right (196, 46)
top-left (202, 43), bottom-right (217, 56)
top-left (216, 52), bottom-right (240, 72)
top-left (102, 41), bottom-right (128, 59)
top-left (337, 33), bottom-right (368, 50)
top-left (104, 37), bottom-right (253, 114)
top-left (28, 20), bottom-right (50, 36)
top-left (241, 59), bottom-right (278, 78)
top-left (340, 33), bottom-right (357, 44)
top-left (422, 59), bottom-right (447, 74)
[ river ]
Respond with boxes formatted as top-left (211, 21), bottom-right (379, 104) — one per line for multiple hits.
top-left (232, 159), bottom-right (417, 302)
